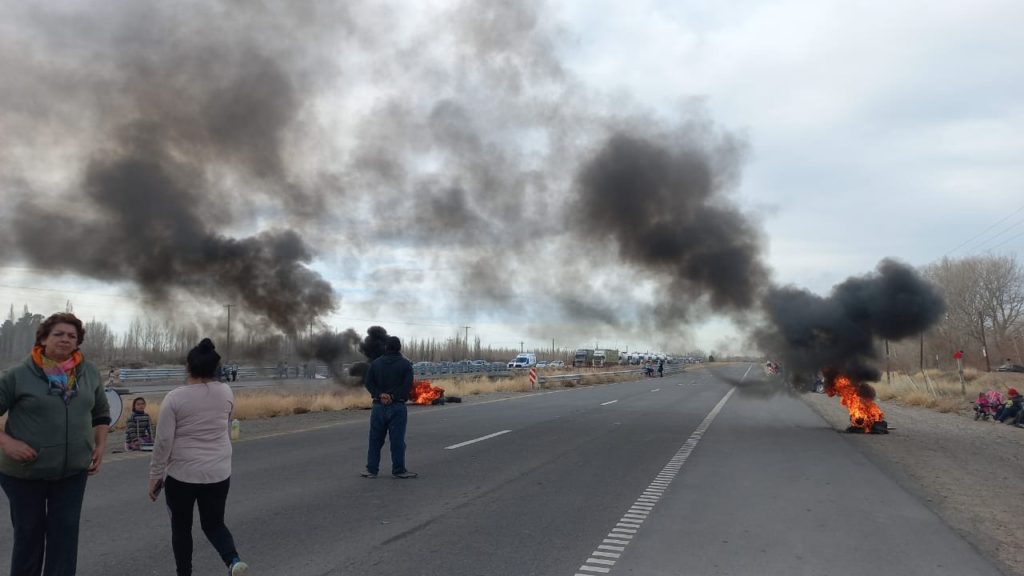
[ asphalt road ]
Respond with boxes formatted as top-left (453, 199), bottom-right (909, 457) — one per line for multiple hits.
top-left (0, 364), bottom-right (1003, 576)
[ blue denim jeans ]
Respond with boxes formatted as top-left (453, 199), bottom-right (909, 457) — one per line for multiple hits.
top-left (366, 402), bottom-right (409, 475)
top-left (0, 470), bottom-right (88, 576)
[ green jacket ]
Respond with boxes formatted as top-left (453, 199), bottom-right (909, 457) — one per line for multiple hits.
top-left (0, 356), bottom-right (110, 480)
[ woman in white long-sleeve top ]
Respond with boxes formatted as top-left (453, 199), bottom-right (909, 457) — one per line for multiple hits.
top-left (148, 338), bottom-right (248, 576)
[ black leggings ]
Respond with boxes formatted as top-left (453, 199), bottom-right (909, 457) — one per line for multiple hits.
top-left (164, 476), bottom-right (239, 576)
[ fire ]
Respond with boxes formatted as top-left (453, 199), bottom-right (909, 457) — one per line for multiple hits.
top-left (411, 380), bottom-right (445, 405)
top-left (827, 375), bottom-right (884, 432)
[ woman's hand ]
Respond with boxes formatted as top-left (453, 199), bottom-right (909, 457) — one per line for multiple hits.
top-left (149, 478), bottom-right (164, 502)
top-left (88, 444), bottom-right (104, 475)
top-left (0, 436), bottom-right (37, 462)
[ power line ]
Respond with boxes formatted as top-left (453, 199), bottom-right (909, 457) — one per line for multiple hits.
top-left (946, 201), bottom-right (1024, 255)
top-left (988, 228), bottom-right (1024, 252)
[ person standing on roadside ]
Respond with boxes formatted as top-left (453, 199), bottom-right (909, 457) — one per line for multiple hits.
top-left (0, 312), bottom-right (110, 576)
top-left (362, 336), bottom-right (417, 479)
top-left (149, 338), bottom-right (249, 576)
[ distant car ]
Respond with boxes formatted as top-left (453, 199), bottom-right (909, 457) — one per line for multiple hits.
top-left (996, 363), bottom-right (1024, 373)
top-left (536, 361), bottom-right (548, 368)
top-left (549, 360), bottom-right (565, 368)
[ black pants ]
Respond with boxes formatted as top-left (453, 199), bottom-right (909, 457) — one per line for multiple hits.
top-left (164, 476), bottom-right (239, 576)
top-left (0, 470), bottom-right (88, 576)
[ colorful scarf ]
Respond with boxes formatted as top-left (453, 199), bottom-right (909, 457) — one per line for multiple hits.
top-left (32, 346), bottom-right (83, 405)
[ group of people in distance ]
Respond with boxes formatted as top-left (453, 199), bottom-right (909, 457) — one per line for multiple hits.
top-left (0, 312), bottom-right (419, 576)
top-left (974, 387), bottom-right (1024, 427)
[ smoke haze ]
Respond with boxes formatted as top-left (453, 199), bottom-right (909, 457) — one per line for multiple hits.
top-left (756, 259), bottom-right (946, 384)
top-left (0, 0), bottom-right (941, 371)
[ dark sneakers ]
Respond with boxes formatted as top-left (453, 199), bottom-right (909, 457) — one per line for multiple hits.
top-left (361, 469), bottom-right (378, 478)
top-left (393, 470), bottom-right (418, 479)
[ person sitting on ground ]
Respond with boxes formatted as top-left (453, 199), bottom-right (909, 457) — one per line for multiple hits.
top-left (125, 397), bottom-right (154, 451)
top-left (974, 392), bottom-right (992, 420)
top-left (995, 388), bottom-right (1023, 423)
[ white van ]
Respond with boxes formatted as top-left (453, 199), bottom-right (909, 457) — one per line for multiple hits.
top-left (507, 353), bottom-right (537, 369)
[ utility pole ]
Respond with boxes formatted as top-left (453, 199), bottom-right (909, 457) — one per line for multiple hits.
top-left (979, 312), bottom-right (992, 372)
top-left (919, 332), bottom-right (924, 373)
top-left (224, 304), bottom-right (236, 363)
top-left (464, 326), bottom-right (471, 358)
top-left (884, 339), bottom-right (891, 385)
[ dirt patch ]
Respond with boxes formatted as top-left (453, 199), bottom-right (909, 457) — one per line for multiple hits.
top-left (803, 392), bottom-right (1024, 576)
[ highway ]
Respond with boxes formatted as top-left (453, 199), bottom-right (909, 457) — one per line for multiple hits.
top-left (0, 364), bottom-right (1002, 575)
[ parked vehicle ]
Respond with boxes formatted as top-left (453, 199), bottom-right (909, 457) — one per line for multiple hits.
top-left (508, 353), bottom-right (537, 369)
top-left (593, 349), bottom-right (620, 368)
top-left (573, 349), bottom-right (594, 367)
top-left (549, 360), bottom-right (565, 368)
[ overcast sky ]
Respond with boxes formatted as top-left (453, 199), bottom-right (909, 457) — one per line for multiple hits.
top-left (1, 0), bottom-right (1021, 357)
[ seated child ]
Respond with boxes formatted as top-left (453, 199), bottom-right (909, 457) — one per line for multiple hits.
top-left (974, 392), bottom-right (993, 419)
top-left (995, 388), bottom-right (1022, 424)
top-left (125, 397), bottom-right (154, 451)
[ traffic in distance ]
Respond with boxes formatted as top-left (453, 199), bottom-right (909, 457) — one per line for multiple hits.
top-left (410, 350), bottom-right (704, 376)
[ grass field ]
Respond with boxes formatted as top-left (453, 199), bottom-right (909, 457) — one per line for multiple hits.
top-left (873, 368), bottom-right (1024, 414)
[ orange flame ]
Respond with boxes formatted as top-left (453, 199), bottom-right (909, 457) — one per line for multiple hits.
top-left (828, 375), bottom-right (884, 432)
top-left (411, 380), bottom-right (445, 405)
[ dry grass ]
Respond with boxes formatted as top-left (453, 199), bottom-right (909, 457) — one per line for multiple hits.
top-left (872, 370), bottom-right (1024, 416)
top-left (125, 390), bottom-right (371, 425)
top-left (4, 369), bottom-right (654, 427)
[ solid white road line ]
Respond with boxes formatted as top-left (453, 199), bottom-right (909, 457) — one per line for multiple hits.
top-left (601, 400), bottom-right (618, 406)
top-left (571, 386), bottom-right (736, 576)
top-left (444, 430), bottom-right (512, 450)
top-left (650, 388), bottom-right (660, 392)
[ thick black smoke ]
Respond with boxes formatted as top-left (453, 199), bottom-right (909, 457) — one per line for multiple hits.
top-left (756, 259), bottom-right (946, 385)
top-left (306, 328), bottom-right (363, 383)
top-left (10, 131), bottom-right (334, 334)
top-left (348, 326), bottom-right (390, 380)
top-left (572, 131), bottom-right (767, 326)
top-left (0, 3), bottom-right (346, 333)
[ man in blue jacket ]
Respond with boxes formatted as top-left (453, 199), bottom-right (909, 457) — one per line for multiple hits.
top-left (361, 336), bottom-right (417, 479)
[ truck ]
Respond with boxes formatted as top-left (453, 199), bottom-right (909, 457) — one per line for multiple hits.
top-left (573, 348), bottom-right (594, 368)
top-left (592, 349), bottom-right (620, 367)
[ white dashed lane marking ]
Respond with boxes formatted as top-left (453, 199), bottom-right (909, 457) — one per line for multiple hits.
top-left (600, 400), bottom-right (618, 406)
top-left (571, 386), bottom-right (737, 576)
top-left (444, 430), bottom-right (511, 450)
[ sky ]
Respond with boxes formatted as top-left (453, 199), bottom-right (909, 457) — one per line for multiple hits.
top-left (0, 0), bottom-right (1022, 358)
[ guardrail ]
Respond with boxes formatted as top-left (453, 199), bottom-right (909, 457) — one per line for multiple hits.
top-left (537, 364), bottom-right (685, 388)
top-left (118, 365), bottom-right (329, 382)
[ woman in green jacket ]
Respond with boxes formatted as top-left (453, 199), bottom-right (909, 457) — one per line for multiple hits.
top-left (0, 312), bottom-right (110, 576)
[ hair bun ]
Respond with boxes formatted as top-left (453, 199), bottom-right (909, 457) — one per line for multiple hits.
top-left (197, 338), bottom-right (216, 353)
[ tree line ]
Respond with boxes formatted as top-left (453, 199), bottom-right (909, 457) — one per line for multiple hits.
top-left (888, 254), bottom-right (1024, 373)
top-left (5, 253), bottom-right (1017, 373)
top-left (0, 305), bottom-right (573, 369)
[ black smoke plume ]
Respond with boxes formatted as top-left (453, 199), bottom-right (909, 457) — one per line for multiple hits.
top-left (572, 130), bottom-right (767, 326)
top-left (756, 259), bottom-right (945, 386)
top-left (348, 326), bottom-right (390, 380)
top-left (305, 328), bottom-right (363, 383)
top-left (9, 130), bottom-right (335, 334)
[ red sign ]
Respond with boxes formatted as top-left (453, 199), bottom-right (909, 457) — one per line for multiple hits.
top-left (953, 350), bottom-right (963, 360)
